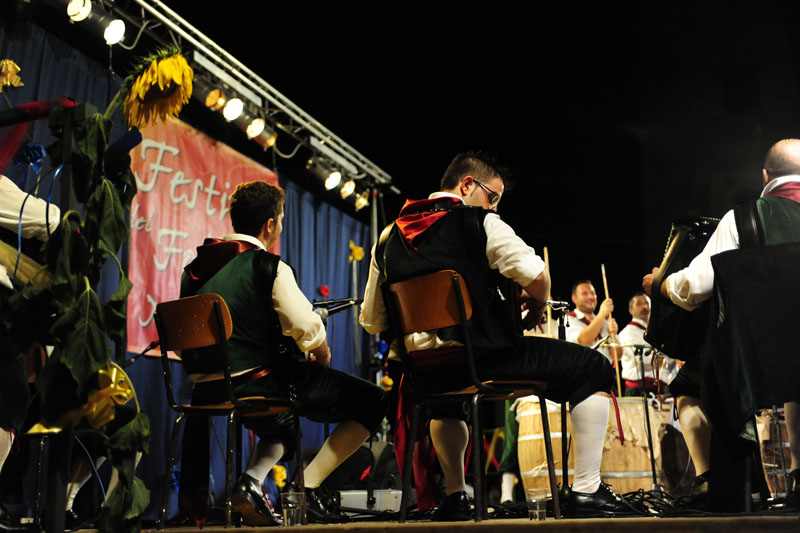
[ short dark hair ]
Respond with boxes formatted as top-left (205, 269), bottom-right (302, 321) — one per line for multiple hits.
top-left (440, 151), bottom-right (511, 191)
top-left (571, 279), bottom-right (594, 295)
top-left (764, 139), bottom-right (800, 179)
top-left (229, 181), bottom-right (285, 237)
top-left (628, 291), bottom-right (649, 308)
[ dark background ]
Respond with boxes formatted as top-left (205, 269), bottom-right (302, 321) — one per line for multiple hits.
top-left (13, 2), bottom-right (800, 316)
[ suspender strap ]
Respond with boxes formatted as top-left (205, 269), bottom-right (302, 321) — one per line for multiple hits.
top-left (734, 198), bottom-right (764, 249)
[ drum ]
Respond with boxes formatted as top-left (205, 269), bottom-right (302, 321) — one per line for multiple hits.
top-left (601, 397), bottom-right (663, 494)
top-left (757, 408), bottom-right (792, 499)
top-left (517, 397), bottom-right (573, 493)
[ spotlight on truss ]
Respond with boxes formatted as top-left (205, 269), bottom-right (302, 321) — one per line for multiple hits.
top-left (340, 180), bottom-right (356, 199)
top-left (66, 0), bottom-right (91, 21)
top-left (354, 190), bottom-right (369, 211)
top-left (222, 97), bottom-right (244, 121)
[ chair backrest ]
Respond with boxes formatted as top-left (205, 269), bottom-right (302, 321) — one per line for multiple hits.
top-left (155, 293), bottom-right (233, 352)
top-left (385, 270), bottom-right (472, 335)
top-left (154, 293), bottom-right (235, 409)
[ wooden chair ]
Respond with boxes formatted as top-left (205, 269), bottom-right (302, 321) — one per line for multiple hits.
top-left (154, 293), bottom-right (305, 528)
top-left (382, 270), bottom-right (561, 522)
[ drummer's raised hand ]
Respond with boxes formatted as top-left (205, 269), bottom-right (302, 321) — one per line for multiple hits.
top-left (642, 267), bottom-right (659, 295)
top-left (598, 298), bottom-right (614, 318)
top-left (607, 317), bottom-right (619, 336)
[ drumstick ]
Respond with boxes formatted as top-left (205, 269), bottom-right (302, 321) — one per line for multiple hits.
top-left (544, 246), bottom-right (552, 337)
top-left (601, 263), bottom-right (622, 396)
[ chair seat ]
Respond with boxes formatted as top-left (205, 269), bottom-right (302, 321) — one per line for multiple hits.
top-left (426, 380), bottom-right (547, 397)
top-left (180, 396), bottom-right (295, 417)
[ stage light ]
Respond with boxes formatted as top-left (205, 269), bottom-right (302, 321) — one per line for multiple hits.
top-left (354, 190), bottom-right (369, 211)
top-left (205, 89), bottom-right (226, 110)
top-left (67, 0), bottom-right (91, 22)
top-left (325, 170), bottom-right (342, 190)
top-left (102, 17), bottom-right (125, 45)
top-left (254, 123), bottom-right (278, 149)
top-left (246, 117), bottom-right (265, 138)
top-left (222, 98), bottom-right (244, 121)
top-left (340, 180), bottom-right (355, 199)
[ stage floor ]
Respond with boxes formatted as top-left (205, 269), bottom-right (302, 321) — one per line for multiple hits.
top-left (125, 515), bottom-right (800, 533)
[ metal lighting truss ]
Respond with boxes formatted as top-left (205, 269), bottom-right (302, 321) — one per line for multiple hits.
top-left (128, 0), bottom-right (394, 188)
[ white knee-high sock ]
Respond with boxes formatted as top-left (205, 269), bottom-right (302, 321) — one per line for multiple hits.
top-left (429, 418), bottom-right (469, 496)
top-left (784, 401), bottom-right (800, 472)
top-left (304, 420), bottom-right (370, 489)
top-left (676, 396), bottom-right (711, 476)
top-left (500, 472), bottom-right (516, 502)
top-left (570, 394), bottom-right (609, 494)
top-left (66, 456), bottom-right (106, 511)
top-left (0, 429), bottom-right (13, 473)
top-left (106, 452), bottom-right (143, 500)
top-left (244, 440), bottom-right (285, 483)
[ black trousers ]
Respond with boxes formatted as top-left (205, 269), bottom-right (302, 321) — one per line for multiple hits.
top-left (194, 356), bottom-right (388, 458)
top-left (415, 336), bottom-right (615, 421)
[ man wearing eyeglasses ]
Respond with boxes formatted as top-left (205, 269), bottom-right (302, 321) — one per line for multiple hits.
top-left (361, 152), bottom-right (632, 520)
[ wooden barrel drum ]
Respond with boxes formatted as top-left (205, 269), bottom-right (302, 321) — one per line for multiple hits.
top-left (517, 398), bottom-right (573, 494)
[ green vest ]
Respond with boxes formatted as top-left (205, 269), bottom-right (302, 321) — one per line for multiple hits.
top-left (757, 196), bottom-right (800, 244)
top-left (182, 249), bottom-right (284, 375)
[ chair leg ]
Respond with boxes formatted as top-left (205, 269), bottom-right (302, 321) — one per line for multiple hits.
top-left (225, 411), bottom-right (236, 528)
top-left (561, 402), bottom-right (569, 489)
top-left (471, 394), bottom-right (482, 522)
top-left (292, 410), bottom-right (307, 525)
top-left (539, 394), bottom-right (561, 519)
top-left (33, 436), bottom-right (46, 529)
top-left (399, 403), bottom-right (420, 524)
top-left (160, 412), bottom-right (185, 530)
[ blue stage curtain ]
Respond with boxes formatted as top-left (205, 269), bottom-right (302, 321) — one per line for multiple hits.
top-left (2, 20), bottom-right (376, 522)
top-left (280, 179), bottom-right (374, 456)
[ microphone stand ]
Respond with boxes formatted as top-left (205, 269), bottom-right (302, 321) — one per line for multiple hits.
top-left (548, 299), bottom-right (571, 490)
top-left (634, 345), bottom-right (665, 494)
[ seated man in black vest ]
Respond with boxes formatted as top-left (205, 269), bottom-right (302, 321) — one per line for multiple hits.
top-left (643, 139), bottom-right (800, 507)
top-left (361, 152), bottom-right (628, 519)
top-left (181, 181), bottom-right (388, 525)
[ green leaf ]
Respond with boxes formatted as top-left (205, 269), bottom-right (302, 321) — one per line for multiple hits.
top-left (75, 113), bottom-right (113, 169)
top-left (85, 179), bottom-right (129, 262)
top-left (107, 410), bottom-right (150, 455)
top-left (49, 284), bottom-right (110, 397)
top-left (45, 212), bottom-right (88, 305)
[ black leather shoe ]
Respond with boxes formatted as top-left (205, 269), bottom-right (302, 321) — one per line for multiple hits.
top-left (305, 485), bottom-right (349, 524)
top-left (431, 490), bottom-right (472, 521)
top-left (231, 473), bottom-right (283, 526)
top-left (567, 482), bottom-right (633, 517)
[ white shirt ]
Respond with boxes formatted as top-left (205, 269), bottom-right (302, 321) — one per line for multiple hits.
top-left (0, 175), bottom-right (61, 288)
top-left (222, 234), bottom-right (326, 352)
top-left (664, 175), bottom-right (800, 310)
top-left (617, 318), bottom-right (659, 381)
top-left (359, 192), bottom-right (545, 351)
top-left (565, 309), bottom-right (613, 362)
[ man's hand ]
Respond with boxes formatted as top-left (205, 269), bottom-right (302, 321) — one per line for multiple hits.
top-left (308, 341), bottom-right (331, 366)
top-left (607, 317), bottom-right (619, 336)
top-left (520, 290), bottom-right (546, 331)
top-left (642, 267), bottom-right (659, 296)
top-left (598, 298), bottom-right (614, 318)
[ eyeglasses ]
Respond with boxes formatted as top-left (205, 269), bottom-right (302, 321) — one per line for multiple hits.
top-left (473, 179), bottom-right (501, 207)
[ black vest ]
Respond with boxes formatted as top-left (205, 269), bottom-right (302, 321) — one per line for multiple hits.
top-left (381, 206), bottom-right (521, 349)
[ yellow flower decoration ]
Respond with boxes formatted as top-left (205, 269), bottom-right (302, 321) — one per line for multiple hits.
top-left (349, 240), bottom-right (364, 262)
top-left (106, 47), bottom-right (193, 128)
top-left (272, 465), bottom-right (288, 489)
top-left (380, 374), bottom-right (394, 391)
top-left (0, 59), bottom-right (23, 92)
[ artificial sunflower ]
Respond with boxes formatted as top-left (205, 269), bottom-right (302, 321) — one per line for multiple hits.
top-left (106, 47), bottom-right (193, 128)
top-left (0, 59), bottom-right (23, 92)
top-left (349, 240), bottom-right (364, 262)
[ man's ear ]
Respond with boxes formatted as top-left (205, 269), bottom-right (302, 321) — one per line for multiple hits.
top-left (262, 217), bottom-right (275, 238)
top-left (460, 175), bottom-right (474, 196)
top-left (762, 168), bottom-right (770, 185)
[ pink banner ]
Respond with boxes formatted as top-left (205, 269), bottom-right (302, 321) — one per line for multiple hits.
top-left (126, 118), bottom-right (278, 354)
